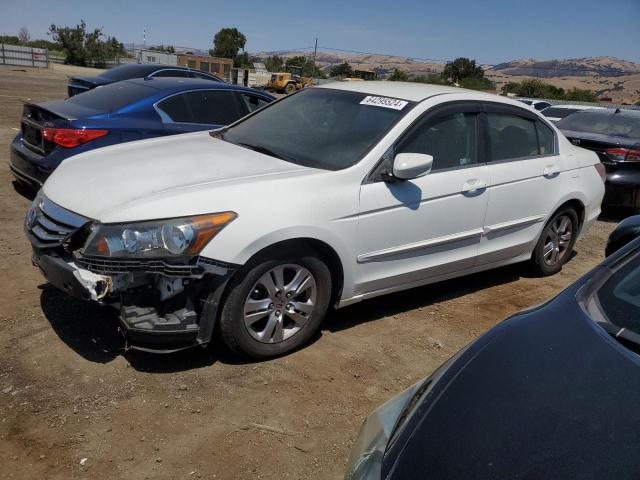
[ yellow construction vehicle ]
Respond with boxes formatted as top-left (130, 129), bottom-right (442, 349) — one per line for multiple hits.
top-left (266, 65), bottom-right (314, 94)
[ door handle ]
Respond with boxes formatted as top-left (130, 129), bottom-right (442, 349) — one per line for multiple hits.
top-left (543, 165), bottom-right (560, 177)
top-left (461, 179), bottom-right (487, 193)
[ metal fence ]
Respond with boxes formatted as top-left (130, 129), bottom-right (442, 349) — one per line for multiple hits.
top-left (0, 44), bottom-right (48, 67)
top-left (49, 54), bottom-right (135, 69)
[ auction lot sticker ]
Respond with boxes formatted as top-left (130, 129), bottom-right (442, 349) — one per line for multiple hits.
top-left (360, 96), bottom-right (408, 110)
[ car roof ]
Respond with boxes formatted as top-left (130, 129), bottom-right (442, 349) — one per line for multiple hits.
top-left (563, 107), bottom-right (640, 118)
top-left (549, 104), bottom-right (606, 110)
top-left (118, 77), bottom-right (272, 96)
top-left (318, 81), bottom-right (474, 102)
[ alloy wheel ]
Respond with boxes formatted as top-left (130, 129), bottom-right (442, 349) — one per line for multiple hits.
top-left (243, 264), bottom-right (317, 343)
top-left (543, 214), bottom-right (573, 266)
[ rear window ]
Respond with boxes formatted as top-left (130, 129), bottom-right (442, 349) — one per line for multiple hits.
top-left (65, 81), bottom-right (153, 112)
top-left (557, 112), bottom-right (640, 139)
top-left (98, 64), bottom-right (157, 81)
top-left (542, 107), bottom-right (578, 119)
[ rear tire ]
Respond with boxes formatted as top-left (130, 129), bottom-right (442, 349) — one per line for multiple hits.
top-left (219, 249), bottom-right (331, 358)
top-left (284, 83), bottom-right (296, 94)
top-left (530, 208), bottom-right (578, 276)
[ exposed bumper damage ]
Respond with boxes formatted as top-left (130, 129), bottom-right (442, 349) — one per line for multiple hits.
top-left (31, 247), bottom-right (237, 353)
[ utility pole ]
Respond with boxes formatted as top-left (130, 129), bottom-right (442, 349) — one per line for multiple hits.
top-left (313, 37), bottom-right (318, 63)
top-left (143, 27), bottom-right (146, 48)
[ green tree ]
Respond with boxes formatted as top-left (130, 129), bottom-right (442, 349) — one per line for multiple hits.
top-left (210, 27), bottom-right (246, 59)
top-left (388, 68), bottom-right (409, 81)
top-left (264, 55), bottom-right (285, 72)
top-left (410, 73), bottom-right (446, 85)
top-left (501, 79), bottom-right (566, 100)
top-left (285, 55), bottom-right (323, 78)
top-left (459, 76), bottom-right (495, 91)
top-left (49, 20), bottom-right (125, 66)
top-left (330, 61), bottom-right (353, 78)
top-left (565, 87), bottom-right (598, 102)
top-left (442, 57), bottom-right (484, 83)
top-left (149, 45), bottom-right (176, 54)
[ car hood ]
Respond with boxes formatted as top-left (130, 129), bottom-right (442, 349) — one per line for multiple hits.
top-left (43, 131), bottom-right (318, 221)
top-left (383, 281), bottom-right (640, 479)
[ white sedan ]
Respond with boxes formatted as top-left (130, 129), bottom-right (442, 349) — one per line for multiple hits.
top-left (26, 82), bottom-right (605, 357)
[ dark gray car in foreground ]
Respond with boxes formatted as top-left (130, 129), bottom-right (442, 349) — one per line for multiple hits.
top-left (347, 216), bottom-right (640, 479)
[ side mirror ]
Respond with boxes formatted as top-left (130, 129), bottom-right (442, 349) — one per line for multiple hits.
top-left (605, 215), bottom-right (640, 257)
top-left (392, 153), bottom-right (434, 181)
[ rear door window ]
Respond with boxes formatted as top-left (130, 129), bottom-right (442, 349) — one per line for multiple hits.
top-left (487, 113), bottom-right (540, 160)
top-left (186, 90), bottom-right (243, 125)
top-left (156, 93), bottom-right (192, 122)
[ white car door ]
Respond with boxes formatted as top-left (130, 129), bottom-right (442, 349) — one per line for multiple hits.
top-left (478, 103), bottom-right (564, 265)
top-left (355, 103), bottom-right (490, 297)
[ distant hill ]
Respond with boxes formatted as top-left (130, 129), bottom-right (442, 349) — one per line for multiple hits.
top-left (255, 50), bottom-right (444, 77)
top-left (489, 56), bottom-right (640, 78)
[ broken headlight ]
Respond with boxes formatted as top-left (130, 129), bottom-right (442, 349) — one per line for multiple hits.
top-left (83, 212), bottom-right (237, 258)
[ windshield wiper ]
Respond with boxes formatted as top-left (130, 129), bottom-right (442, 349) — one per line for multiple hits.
top-left (597, 320), bottom-right (640, 353)
top-left (236, 142), bottom-right (290, 161)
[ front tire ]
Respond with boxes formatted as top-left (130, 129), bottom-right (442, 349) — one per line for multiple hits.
top-left (219, 250), bottom-right (331, 358)
top-left (284, 83), bottom-right (296, 94)
top-left (530, 208), bottom-right (578, 276)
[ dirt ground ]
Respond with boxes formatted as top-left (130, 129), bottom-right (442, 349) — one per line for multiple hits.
top-left (0, 64), bottom-right (619, 480)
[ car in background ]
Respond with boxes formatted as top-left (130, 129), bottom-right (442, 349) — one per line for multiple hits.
top-left (67, 63), bottom-right (223, 97)
top-left (516, 98), bottom-right (552, 111)
top-left (542, 104), bottom-right (606, 123)
top-left (558, 109), bottom-right (640, 210)
top-left (24, 82), bottom-right (604, 358)
top-left (346, 218), bottom-right (640, 480)
top-left (10, 78), bottom-right (274, 188)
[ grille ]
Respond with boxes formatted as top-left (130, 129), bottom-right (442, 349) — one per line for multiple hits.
top-left (75, 255), bottom-right (203, 277)
top-left (26, 195), bottom-right (89, 248)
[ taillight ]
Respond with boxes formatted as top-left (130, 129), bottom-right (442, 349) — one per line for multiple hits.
top-left (594, 162), bottom-right (606, 182)
top-left (606, 147), bottom-right (640, 162)
top-left (41, 128), bottom-right (108, 148)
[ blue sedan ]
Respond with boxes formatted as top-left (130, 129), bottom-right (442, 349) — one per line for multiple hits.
top-left (10, 78), bottom-right (274, 188)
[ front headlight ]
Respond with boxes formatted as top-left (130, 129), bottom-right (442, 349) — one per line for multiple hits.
top-left (82, 212), bottom-right (237, 258)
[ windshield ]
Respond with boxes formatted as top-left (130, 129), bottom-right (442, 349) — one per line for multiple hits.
top-left (99, 64), bottom-right (157, 81)
top-left (542, 107), bottom-right (579, 119)
top-left (221, 88), bottom-right (413, 170)
top-left (557, 112), bottom-right (640, 139)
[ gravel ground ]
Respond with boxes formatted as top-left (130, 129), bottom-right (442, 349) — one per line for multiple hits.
top-left (0, 64), bottom-right (619, 480)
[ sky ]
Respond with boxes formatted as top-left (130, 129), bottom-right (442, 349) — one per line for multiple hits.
top-left (2, 0), bottom-right (640, 64)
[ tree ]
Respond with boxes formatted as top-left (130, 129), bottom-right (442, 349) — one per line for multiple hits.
top-left (18, 27), bottom-right (30, 45)
top-left (211, 27), bottom-right (246, 59)
top-left (411, 73), bottom-right (446, 85)
top-left (264, 55), bottom-right (285, 72)
top-left (149, 45), bottom-right (176, 54)
top-left (442, 57), bottom-right (484, 83)
top-left (49, 20), bottom-right (126, 66)
top-left (501, 79), bottom-right (565, 100)
top-left (285, 55), bottom-right (323, 77)
top-left (388, 68), bottom-right (408, 81)
top-left (330, 61), bottom-right (353, 78)
top-left (564, 87), bottom-right (598, 102)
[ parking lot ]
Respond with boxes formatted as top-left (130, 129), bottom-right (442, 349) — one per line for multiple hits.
top-left (0, 64), bottom-right (618, 479)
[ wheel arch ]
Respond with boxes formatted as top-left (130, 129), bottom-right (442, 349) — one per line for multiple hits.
top-left (238, 237), bottom-right (345, 307)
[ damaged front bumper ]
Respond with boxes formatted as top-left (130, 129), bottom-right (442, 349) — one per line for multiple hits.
top-left (32, 248), bottom-right (237, 353)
